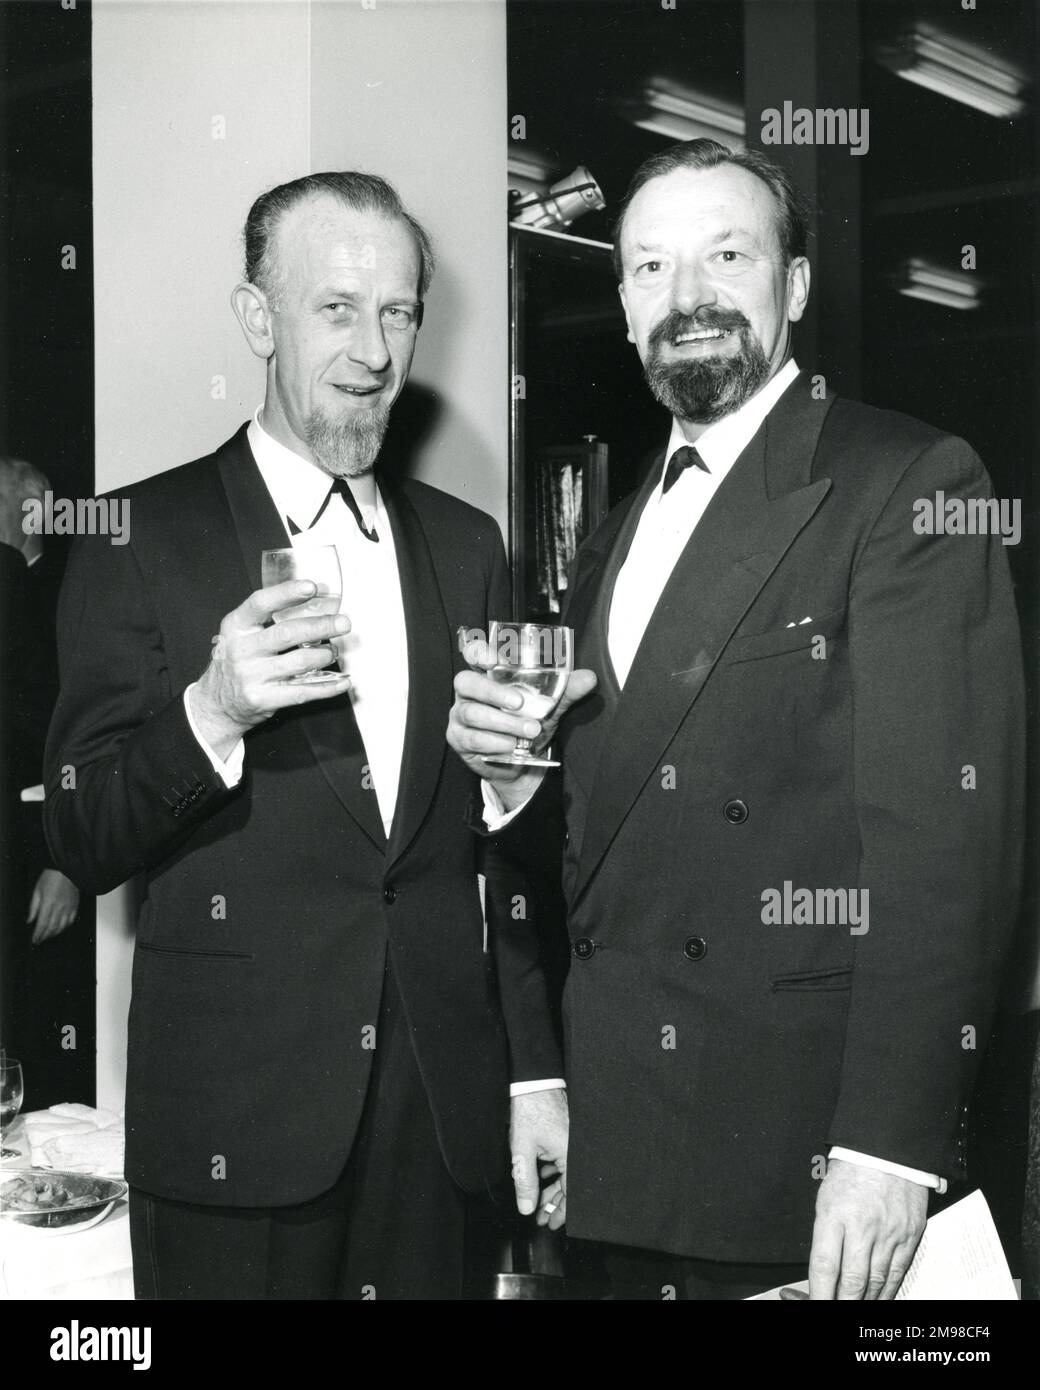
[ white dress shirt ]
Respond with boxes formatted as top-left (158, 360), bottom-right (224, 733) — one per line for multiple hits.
top-left (485, 361), bottom-right (945, 1188)
top-left (608, 358), bottom-right (800, 687)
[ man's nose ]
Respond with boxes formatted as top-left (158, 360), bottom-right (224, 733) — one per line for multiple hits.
top-left (670, 261), bottom-right (716, 319)
top-left (346, 312), bottom-right (392, 374)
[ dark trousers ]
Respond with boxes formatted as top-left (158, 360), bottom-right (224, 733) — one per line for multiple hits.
top-left (130, 964), bottom-right (474, 1300)
top-left (595, 1242), bottom-right (807, 1301)
top-left (1, 814), bottom-right (94, 1111)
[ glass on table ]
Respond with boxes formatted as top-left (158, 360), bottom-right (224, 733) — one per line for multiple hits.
top-left (0, 1053), bottom-right (24, 1160)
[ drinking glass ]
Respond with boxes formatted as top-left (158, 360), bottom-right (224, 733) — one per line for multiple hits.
top-left (483, 622), bottom-right (573, 769)
top-left (0, 1055), bottom-right (24, 1160)
top-left (261, 544), bottom-right (343, 684)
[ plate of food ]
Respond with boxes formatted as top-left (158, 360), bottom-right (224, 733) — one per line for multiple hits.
top-left (0, 1168), bottom-right (127, 1233)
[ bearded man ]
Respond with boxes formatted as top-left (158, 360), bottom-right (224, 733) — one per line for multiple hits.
top-left (448, 140), bottom-right (1025, 1299)
top-left (44, 172), bottom-right (564, 1300)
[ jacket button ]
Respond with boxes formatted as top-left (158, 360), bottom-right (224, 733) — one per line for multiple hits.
top-left (383, 884), bottom-right (397, 904)
top-left (573, 937), bottom-right (596, 960)
top-left (723, 798), bottom-right (748, 824)
top-left (683, 936), bottom-right (707, 961)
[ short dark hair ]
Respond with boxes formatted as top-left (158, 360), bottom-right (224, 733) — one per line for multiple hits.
top-left (612, 139), bottom-right (810, 279)
top-left (243, 171), bottom-right (435, 304)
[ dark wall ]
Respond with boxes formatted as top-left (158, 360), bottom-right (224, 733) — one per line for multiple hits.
top-left (1, 0), bottom-right (95, 1108)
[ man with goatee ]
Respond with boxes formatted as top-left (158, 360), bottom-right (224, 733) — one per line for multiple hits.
top-left (46, 172), bottom-right (565, 1299)
top-left (449, 140), bottom-right (1024, 1299)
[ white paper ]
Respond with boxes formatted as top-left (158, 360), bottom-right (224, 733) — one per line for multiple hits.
top-left (747, 1189), bottom-right (1017, 1300)
top-left (894, 1189), bottom-right (1017, 1300)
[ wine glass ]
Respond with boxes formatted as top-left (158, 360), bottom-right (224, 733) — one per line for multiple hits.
top-left (0, 1054), bottom-right (24, 1160)
top-left (261, 544), bottom-right (344, 684)
top-left (483, 622), bottom-right (573, 769)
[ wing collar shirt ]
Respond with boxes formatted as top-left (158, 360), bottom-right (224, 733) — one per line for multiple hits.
top-left (184, 408), bottom-right (409, 841)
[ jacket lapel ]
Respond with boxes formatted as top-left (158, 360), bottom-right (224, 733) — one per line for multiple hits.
top-left (217, 428), bottom-right (387, 852)
top-left (571, 373), bottom-right (835, 904)
top-left (216, 425), bottom-right (293, 594)
top-left (382, 482), bottom-right (454, 870)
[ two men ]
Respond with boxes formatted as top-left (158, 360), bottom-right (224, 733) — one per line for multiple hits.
top-left (450, 140), bottom-right (1024, 1299)
top-left (44, 173), bottom-right (562, 1299)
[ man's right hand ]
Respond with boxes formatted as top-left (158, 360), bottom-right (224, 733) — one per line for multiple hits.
top-left (447, 637), bottom-right (597, 812)
top-left (190, 580), bottom-right (352, 760)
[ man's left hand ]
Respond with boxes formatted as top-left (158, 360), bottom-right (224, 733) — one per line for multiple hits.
top-left (510, 1088), bottom-right (569, 1232)
top-left (28, 868), bottom-right (80, 943)
top-left (808, 1157), bottom-right (928, 1299)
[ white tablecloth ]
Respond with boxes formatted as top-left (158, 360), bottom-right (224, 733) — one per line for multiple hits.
top-left (0, 1110), bottom-right (133, 1300)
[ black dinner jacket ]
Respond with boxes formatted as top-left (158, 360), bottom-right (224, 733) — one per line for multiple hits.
top-left (486, 371), bottom-right (1025, 1262)
top-left (44, 424), bottom-right (562, 1207)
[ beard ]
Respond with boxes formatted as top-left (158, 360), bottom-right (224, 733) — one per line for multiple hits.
top-left (644, 308), bottom-right (771, 424)
top-left (303, 400), bottom-right (391, 479)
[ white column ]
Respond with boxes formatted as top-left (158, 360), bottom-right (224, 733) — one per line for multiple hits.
top-left (309, 0), bottom-right (509, 532)
top-left (91, 0), bottom-right (311, 1108)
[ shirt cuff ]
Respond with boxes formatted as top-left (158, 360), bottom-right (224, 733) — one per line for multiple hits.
top-left (183, 684), bottom-right (245, 788)
top-left (481, 779), bottom-right (536, 832)
top-left (828, 1146), bottom-right (947, 1194)
top-left (510, 1079), bottom-right (566, 1097)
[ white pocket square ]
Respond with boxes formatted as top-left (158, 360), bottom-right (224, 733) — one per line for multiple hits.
top-left (784, 616), bottom-right (814, 628)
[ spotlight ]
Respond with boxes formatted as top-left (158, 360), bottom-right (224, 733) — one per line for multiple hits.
top-left (510, 167), bottom-right (605, 230)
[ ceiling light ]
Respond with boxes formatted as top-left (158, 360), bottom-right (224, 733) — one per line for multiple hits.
top-left (874, 24), bottom-right (1027, 119)
top-left (624, 81), bottom-right (745, 146)
top-left (894, 257), bottom-right (982, 310)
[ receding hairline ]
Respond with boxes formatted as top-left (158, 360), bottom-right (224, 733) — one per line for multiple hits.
top-left (616, 163), bottom-right (790, 267)
top-left (259, 192), bottom-right (426, 296)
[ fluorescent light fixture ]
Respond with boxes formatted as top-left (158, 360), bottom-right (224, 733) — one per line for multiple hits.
top-left (625, 81), bottom-right (745, 146)
top-left (895, 257), bottom-right (982, 310)
top-left (874, 24), bottom-right (1027, 119)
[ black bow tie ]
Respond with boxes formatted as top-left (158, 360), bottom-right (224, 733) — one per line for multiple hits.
top-left (288, 477), bottom-right (379, 542)
top-left (662, 444), bottom-right (709, 494)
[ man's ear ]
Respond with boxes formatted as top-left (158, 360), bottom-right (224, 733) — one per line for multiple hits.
top-left (231, 283), bottom-right (275, 360)
top-left (618, 282), bottom-right (636, 345)
top-left (786, 257), bottom-right (811, 324)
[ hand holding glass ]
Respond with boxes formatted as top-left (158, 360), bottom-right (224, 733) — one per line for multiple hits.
top-left (261, 545), bottom-right (344, 684)
top-left (482, 622), bottom-right (573, 769)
